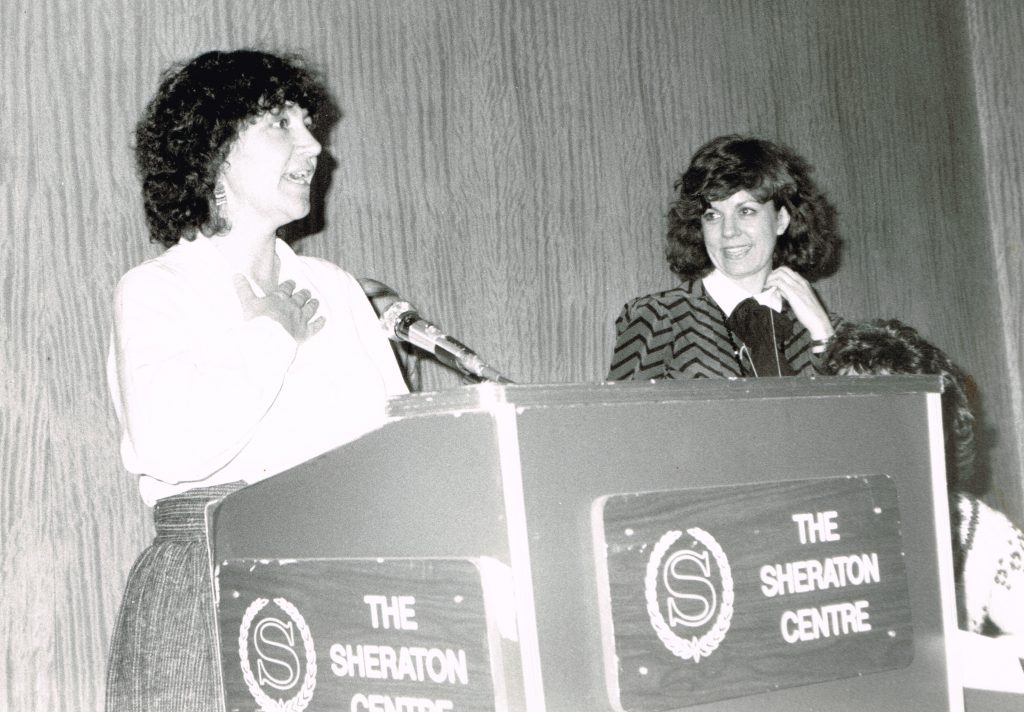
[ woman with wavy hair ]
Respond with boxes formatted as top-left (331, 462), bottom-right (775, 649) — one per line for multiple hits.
top-left (105, 49), bottom-right (407, 709)
top-left (608, 135), bottom-right (842, 380)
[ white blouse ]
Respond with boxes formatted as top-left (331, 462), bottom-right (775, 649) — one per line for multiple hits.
top-left (108, 236), bottom-right (408, 505)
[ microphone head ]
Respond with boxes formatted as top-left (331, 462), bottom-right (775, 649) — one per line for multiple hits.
top-left (380, 300), bottom-right (418, 341)
top-left (357, 277), bottom-right (399, 300)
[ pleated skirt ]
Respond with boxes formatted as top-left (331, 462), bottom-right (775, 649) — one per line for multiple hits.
top-left (105, 482), bottom-right (243, 712)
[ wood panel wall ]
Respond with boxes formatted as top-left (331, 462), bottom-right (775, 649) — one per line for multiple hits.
top-left (1, 0), bottom-right (1017, 709)
top-left (965, 0), bottom-right (1024, 519)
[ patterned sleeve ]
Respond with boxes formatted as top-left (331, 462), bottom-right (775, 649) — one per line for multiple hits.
top-left (956, 493), bottom-right (1024, 634)
top-left (607, 297), bottom-right (674, 381)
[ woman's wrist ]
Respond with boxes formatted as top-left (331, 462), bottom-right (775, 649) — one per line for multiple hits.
top-left (810, 331), bottom-right (834, 354)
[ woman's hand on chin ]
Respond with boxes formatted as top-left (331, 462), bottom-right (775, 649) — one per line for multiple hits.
top-left (233, 274), bottom-right (326, 343)
top-left (765, 267), bottom-right (833, 341)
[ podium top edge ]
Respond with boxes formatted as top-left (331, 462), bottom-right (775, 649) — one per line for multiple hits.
top-left (385, 375), bottom-right (942, 419)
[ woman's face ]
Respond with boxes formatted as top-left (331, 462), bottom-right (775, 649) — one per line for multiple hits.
top-left (701, 189), bottom-right (790, 291)
top-left (218, 102), bottom-right (322, 232)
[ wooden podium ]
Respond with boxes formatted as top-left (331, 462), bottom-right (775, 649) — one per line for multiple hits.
top-left (209, 377), bottom-right (964, 711)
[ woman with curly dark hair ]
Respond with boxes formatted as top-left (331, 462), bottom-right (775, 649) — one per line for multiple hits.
top-left (105, 50), bottom-right (408, 710)
top-left (824, 319), bottom-right (1024, 636)
top-left (608, 135), bottom-right (842, 380)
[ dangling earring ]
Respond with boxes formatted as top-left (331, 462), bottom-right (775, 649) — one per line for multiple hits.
top-left (201, 182), bottom-right (230, 237)
top-left (214, 183), bottom-right (227, 211)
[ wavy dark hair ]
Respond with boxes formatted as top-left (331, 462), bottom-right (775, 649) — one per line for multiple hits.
top-left (135, 49), bottom-right (336, 247)
top-left (666, 135), bottom-right (841, 281)
top-left (823, 319), bottom-right (976, 490)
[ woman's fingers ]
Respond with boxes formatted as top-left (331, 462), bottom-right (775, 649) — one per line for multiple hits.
top-left (232, 274), bottom-right (258, 308)
top-left (766, 267), bottom-right (813, 301)
top-left (305, 315), bottom-right (327, 339)
top-left (300, 297), bottom-right (321, 324)
top-left (767, 268), bottom-right (832, 340)
top-left (233, 275), bottom-right (326, 342)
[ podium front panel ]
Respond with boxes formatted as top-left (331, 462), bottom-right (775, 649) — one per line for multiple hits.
top-left (210, 378), bottom-right (960, 712)
top-left (511, 383), bottom-right (953, 711)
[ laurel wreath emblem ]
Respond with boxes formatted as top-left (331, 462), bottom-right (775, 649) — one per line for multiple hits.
top-left (645, 528), bottom-right (735, 663)
top-left (238, 597), bottom-right (318, 712)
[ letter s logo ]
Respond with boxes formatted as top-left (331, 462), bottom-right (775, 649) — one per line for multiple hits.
top-left (645, 529), bottom-right (735, 662)
top-left (254, 617), bottom-right (301, 690)
top-left (239, 597), bottom-right (317, 711)
top-left (663, 549), bottom-right (717, 628)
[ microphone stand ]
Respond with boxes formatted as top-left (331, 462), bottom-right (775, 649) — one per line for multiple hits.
top-left (358, 278), bottom-right (422, 391)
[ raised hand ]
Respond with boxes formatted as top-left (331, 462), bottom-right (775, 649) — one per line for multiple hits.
top-left (232, 275), bottom-right (326, 343)
top-left (764, 267), bottom-right (833, 341)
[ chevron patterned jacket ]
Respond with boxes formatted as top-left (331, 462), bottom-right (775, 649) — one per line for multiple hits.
top-left (607, 279), bottom-right (837, 381)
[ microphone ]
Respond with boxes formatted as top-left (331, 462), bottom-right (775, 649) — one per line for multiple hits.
top-left (379, 300), bottom-right (514, 384)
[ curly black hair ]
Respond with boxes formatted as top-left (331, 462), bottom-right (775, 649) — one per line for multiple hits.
top-left (823, 319), bottom-right (976, 490)
top-left (135, 49), bottom-right (336, 247)
top-left (666, 135), bottom-right (841, 281)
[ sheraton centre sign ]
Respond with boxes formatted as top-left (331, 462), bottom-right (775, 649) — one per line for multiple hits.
top-left (593, 474), bottom-right (913, 710)
top-left (217, 558), bottom-right (496, 712)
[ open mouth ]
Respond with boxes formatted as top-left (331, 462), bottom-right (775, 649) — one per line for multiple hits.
top-left (723, 246), bottom-right (751, 259)
top-left (284, 166), bottom-right (315, 185)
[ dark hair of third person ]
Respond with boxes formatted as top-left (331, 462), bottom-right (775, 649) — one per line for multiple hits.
top-left (823, 319), bottom-right (976, 490)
